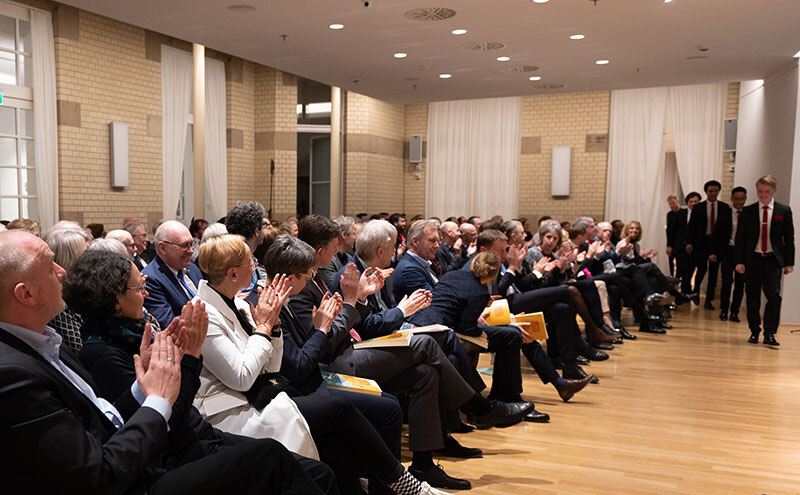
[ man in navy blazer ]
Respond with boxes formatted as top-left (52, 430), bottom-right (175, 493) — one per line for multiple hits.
top-left (143, 220), bottom-right (204, 329)
top-left (392, 219), bottom-right (441, 301)
top-left (735, 175), bottom-right (795, 345)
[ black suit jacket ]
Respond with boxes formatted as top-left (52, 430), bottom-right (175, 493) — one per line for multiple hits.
top-left (666, 208), bottom-right (689, 249)
top-left (734, 201), bottom-right (795, 268)
top-left (687, 200), bottom-right (732, 256)
top-left (436, 242), bottom-right (466, 274)
top-left (0, 328), bottom-right (168, 494)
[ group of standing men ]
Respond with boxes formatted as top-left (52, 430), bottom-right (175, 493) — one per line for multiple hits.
top-left (665, 175), bottom-right (794, 346)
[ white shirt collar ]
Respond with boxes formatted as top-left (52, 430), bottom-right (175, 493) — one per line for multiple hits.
top-left (759, 199), bottom-right (775, 210)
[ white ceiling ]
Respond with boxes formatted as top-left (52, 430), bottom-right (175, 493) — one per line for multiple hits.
top-left (60, 0), bottom-right (800, 104)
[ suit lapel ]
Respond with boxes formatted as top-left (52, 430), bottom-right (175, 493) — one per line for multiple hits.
top-left (156, 257), bottom-right (188, 303)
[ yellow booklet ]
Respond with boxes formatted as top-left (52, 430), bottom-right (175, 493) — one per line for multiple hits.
top-left (321, 371), bottom-right (382, 396)
top-left (483, 299), bottom-right (548, 340)
top-left (353, 330), bottom-right (412, 349)
top-left (394, 324), bottom-right (450, 335)
top-left (455, 333), bottom-right (489, 349)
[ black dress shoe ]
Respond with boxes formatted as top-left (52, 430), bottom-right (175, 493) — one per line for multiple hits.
top-left (468, 401), bottom-right (534, 429)
top-left (408, 464), bottom-right (471, 490)
top-left (763, 334), bottom-right (780, 346)
top-left (639, 321), bottom-right (666, 334)
top-left (579, 347), bottom-right (609, 361)
top-left (591, 341), bottom-right (614, 350)
top-left (704, 301), bottom-right (715, 310)
top-left (434, 434), bottom-right (483, 458)
top-left (676, 292), bottom-right (697, 305)
top-left (576, 356), bottom-right (590, 365)
top-left (618, 328), bottom-right (637, 340)
top-left (719, 310), bottom-right (728, 321)
top-left (646, 313), bottom-right (662, 322)
top-left (748, 334), bottom-right (759, 344)
top-left (645, 293), bottom-right (667, 304)
top-left (524, 409), bottom-right (551, 423)
top-left (656, 317), bottom-right (672, 330)
top-left (558, 374), bottom-right (594, 402)
top-left (729, 313), bottom-right (740, 322)
top-left (692, 295), bottom-right (701, 305)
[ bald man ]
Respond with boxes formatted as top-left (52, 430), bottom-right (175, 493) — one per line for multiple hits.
top-left (105, 229), bottom-right (141, 267)
top-left (142, 221), bottom-right (204, 329)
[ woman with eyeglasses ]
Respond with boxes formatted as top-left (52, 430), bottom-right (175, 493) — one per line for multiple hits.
top-left (195, 234), bottom-right (448, 495)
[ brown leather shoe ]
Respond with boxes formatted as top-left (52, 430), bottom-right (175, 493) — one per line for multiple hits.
top-left (559, 374), bottom-right (594, 402)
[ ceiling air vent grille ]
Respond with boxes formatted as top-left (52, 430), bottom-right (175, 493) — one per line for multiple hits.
top-left (501, 65), bottom-right (539, 73)
top-left (461, 41), bottom-right (506, 51)
top-left (404, 8), bottom-right (456, 21)
top-left (532, 83), bottom-right (565, 89)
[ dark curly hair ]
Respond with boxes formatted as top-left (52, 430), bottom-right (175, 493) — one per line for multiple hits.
top-left (62, 250), bottom-right (132, 322)
top-left (225, 202), bottom-right (265, 241)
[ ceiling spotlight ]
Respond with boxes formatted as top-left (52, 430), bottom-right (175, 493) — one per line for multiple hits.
top-left (451, 28), bottom-right (467, 35)
top-left (794, 50), bottom-right (800, 58)
top-left (664, 0), bottom-right (673, 3)
top-left (328, 23), bottom-right (344, 30)
top-left (439, 73), bottom-right (452, 79)
top-left (394, 52), bottom-right (408, 59)
top-left (595, 59), bottom-right (610, 65)
top-left (529, 76), bottom-right (542, 81)
top-left (570, 34), bottom-right (585, 40)
top-left (497, 56), bottom-right (510, 62)
top-left (532, 0), bottom-right (550, 3)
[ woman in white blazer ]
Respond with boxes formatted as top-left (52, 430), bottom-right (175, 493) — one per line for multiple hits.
top-left (195, 234), bottom-right (448, 495)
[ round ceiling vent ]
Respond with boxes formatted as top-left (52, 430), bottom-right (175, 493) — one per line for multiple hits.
top-left (501, 65), bottom-right (539, 73)
top-left (532, 83), bottom-right (565, 89)
top-left (461, 41), bottom-right (506, 51)
top-left (405, 8), bottom-right (456, 21)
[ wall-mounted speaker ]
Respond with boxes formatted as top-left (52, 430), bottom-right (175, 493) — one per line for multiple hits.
top-left (723, 118), bottom-right (737, 152)
top-left (551, 146), bottom-right (571, 196)
top-left (109, 122), bottom-right (129, 188)
top-left (409, 134), bottom-right (422, 163)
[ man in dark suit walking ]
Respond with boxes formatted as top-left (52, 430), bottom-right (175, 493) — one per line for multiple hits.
top-left (719, 186), bottom-right (748, 322)
top-left (735, 175), bottom-right (795, 346)
top-left (665, 195), bottom-right (682, 277)
top-left (687, 180), bottom-right (732, 310)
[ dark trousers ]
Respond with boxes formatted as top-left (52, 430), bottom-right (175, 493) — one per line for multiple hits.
top-left (325, 388), bottom-right (402, 460)
top-left (294, 395), bottom-right (404, 495)
top-left (482, 324), bottom-right (523, 402)
top-left (520, 341), bottom-right (562, 385)
top-left (745, 254), bottom-right (783, 336)
top-left (150, 438), bottom-right (328, 495)
top-left (509, 285), bottom-right (579, 366)
top-left (719, 245), bottom-right (745, 314)
top-left (693, 238), bottom-right (720, 301)
top-left (677, 249), bottom-right (694, 294)
top-left (668, 253), bottom-right (677, 277)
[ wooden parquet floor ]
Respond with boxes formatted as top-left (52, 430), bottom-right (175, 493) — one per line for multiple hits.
top-left (407, 305), bottom-right (800, 494)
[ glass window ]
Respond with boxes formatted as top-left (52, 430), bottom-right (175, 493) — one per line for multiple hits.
top-left (19, 54), bottom-right (30, 87)
top-left (297, 77), bottom-right (331, 126)
top-left (0, 137), bottom-right (16, 165)
top-left (19, 167), bottom-right (35, 195)
top-left (20, 109), bottom-right (33, 137)
top-left (20, 139), bottom-right (33, 166)
top-left (18, 20), bottom-right (30, 53)
top-left (0, 15), bottom-right (14, 51)
top-left (0, 50), bottom-right (15, 85)
top-left (0, 167), bottom-right (17, 195)
top-left (0, 106), bottom-right (15, 135)
top-left (1, 197), bottom-right (18, 219)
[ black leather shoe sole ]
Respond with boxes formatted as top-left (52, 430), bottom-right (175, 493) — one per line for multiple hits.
top-left (719, 312), bottom-right (728, 321)
top-left (763, 336), bottom-right (780, 346)
top-left (524, 410), bottom-right (551, 423)
top-left (748, 334), bottom-right (759, 344)
top-left (576, 356), bottom-right (590, 365)
top-left (591, 342), bottom-right (614, 350)
top-left (729, 314), bottom-right (740, 322)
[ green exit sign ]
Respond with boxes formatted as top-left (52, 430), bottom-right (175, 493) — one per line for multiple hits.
top-left (0, 92), bottom-right (3, 105)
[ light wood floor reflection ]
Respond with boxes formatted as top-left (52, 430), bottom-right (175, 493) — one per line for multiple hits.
top-left (404, 305), bottom-right (800, 494)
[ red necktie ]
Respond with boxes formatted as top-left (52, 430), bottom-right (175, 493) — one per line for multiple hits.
top-left (710, 203), bottom-right (716, 233)
top-left (762, 206), bottom-right (768, 252)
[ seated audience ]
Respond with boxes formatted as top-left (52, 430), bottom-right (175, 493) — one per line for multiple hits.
top-left (143, 221), bottom-right (203, 329)
top-left (86, 223), bottom-right (105, 239)
top-left (125, 221), bottom-right (156, 266)
top-left (0, 230), bottom-right (330, 495)
top-left (318, 215), bottom-right (356, 287)
top-left (106, 229), bottom-right (138, 260)
top-left (6, 218), bottom-right (39, 235)
top-left (436, 221), bottom-right (467, 273)
top-left (393, 220), bottom-right (442, 300)
top-left (189, 218), bottom-right (209, 261)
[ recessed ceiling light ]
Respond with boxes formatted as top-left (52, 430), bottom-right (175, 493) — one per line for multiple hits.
top-left (451, 28), bottom-right (467, 35)
top-left (328, 23), bottom-right (344, 30)
top-left (529, 76), bottom-right (542, 81)
top-left (570, 34), bottom-right (585, 40)
top-left (532, 0), bottom-right (549, 3)
top-left (595, 59), bottom-right (610, 65)
top-left (497, 56), bottom-right (510, 62)
top-left (439, 73), bottom-right (452, 79)
top-left (394, 52), bottom-right (408, 59)
top-left (664, 0), bottom-right (673, 3)
top-left (227, 4), bottom-right (256, 12)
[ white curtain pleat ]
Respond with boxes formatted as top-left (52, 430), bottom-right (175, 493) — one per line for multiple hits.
top-left (31, 11), bottom-right (58, 230)
top-left (668, 83), bottom-right (726, 195)
top-left (161, 46), bottom-right (193, 220)
top-left (426, 97), bottom-right (521, 219)
top-left (204, 58), bottom-right (227, 221)
top-left (605, 87), bottom-right (669, 265)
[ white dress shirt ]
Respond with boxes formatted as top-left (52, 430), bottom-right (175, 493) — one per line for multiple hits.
top-left (730, 208), bottom-right (742, 246)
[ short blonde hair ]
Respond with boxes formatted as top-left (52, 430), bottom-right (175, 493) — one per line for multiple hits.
top-left (756, 175), bottom-right (777, 189)
top-left (7, 218), bottom-right (39, 236)
top-left (197, 234), bottom-right (249, 285)
top-left (470, 251), bottom-right (501, 281)
top-left (623, 220), bottom-right (643, 242)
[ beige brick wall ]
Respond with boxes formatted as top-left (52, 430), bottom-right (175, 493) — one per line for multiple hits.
top-left (343, 92), bottom-right (405, 215)
top-left (226, 60), bottom-right (257, 211)
top-left (55, 10), bottom-right (162, 228)
top-left (403, 103), bottom-right (428, 218)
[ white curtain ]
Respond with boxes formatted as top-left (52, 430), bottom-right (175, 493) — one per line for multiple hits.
top-left (605, 87), bottom-right (669, 266)
top-left (668, 83), bottom-right (726, 195)
top-left (426, 97), bottom-right (521, 219)
top-left (31, 11), bottom-right (58, 230)
top-left (161, 46), bottom-right (193, 220)
top-left (204, 58), bottom-right (227, 220)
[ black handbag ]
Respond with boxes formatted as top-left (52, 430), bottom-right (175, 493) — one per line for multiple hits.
top-left (244, 372), bottom-right (300, 410)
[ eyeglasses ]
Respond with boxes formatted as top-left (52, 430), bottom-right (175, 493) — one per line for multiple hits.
top-left (126, 275), bottom-right (148, 294)
top-left (162, 240), bottom-right (194, 250)
top-left (241, 257), bottom-right (258, 269)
